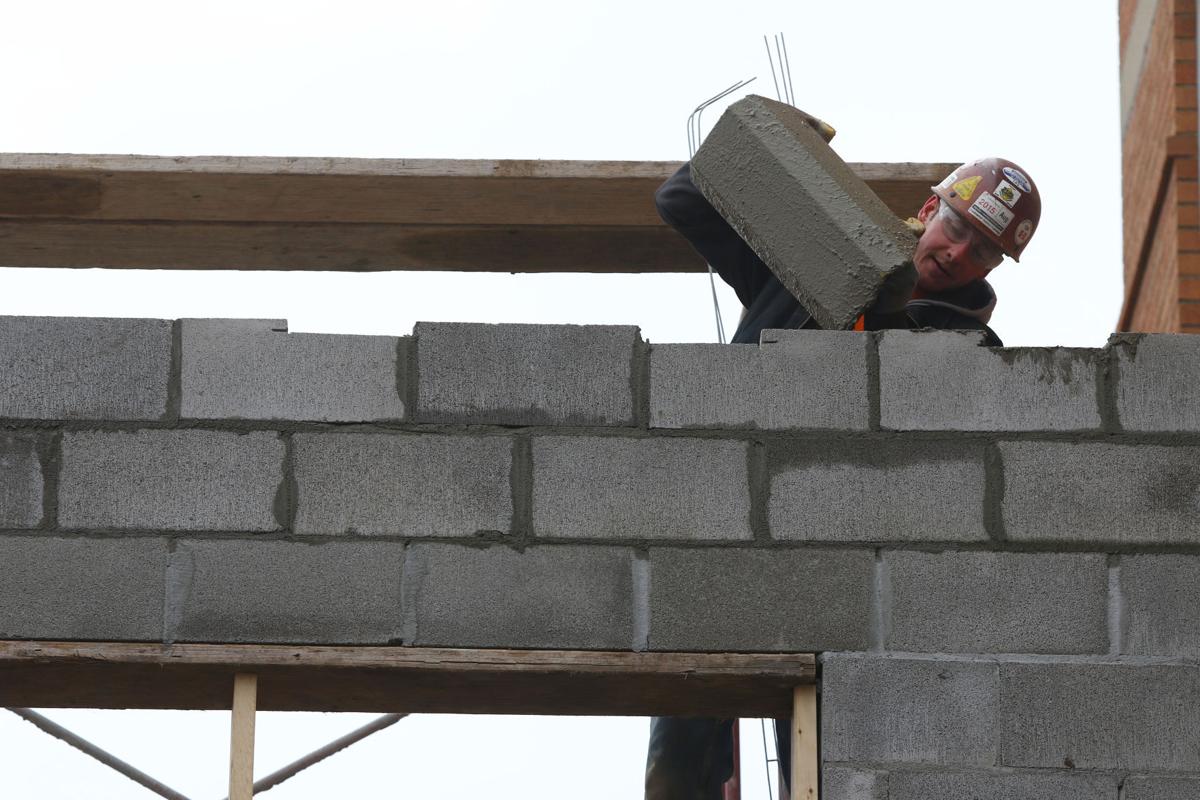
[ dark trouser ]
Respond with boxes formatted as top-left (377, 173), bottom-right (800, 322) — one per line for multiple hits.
top-left (645, 717), bottom-right (791, 800)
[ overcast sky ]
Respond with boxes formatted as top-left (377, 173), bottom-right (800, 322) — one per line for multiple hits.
top-left (0, 1), bottom-right (1122, 797)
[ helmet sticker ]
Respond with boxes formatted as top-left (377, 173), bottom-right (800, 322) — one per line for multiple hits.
top-left (936, 171), bottom-right (959, 191)
top-left (968, 192), bottom-right (1015, 235)
top-left (1002, 167), bottom-right (1032, 193)
top-left (995, 180), bottom-right (1022, 208)
top-left (952, 175), bottom-right (982, 201)
top-left (1015, 219), bottom-right (1034, 245)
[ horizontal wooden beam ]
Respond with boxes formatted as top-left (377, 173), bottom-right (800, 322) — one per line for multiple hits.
top-left (0, 155), bottom-right (954, 273)
top-left (0, 641), bottom-right (814, 717)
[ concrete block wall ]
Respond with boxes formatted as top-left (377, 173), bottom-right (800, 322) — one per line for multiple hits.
top-left (3, 316), bottom-right (1200, 794)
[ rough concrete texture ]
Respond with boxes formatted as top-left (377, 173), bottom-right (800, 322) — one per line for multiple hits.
top-left (166, 539), bottom-right (404, 644)
top-left (293, 433), bottom-right (512, 536)
top-left (885, 552), bottom-right (1108, 654)
top-left (649, 331), bottom-right (869, 430)
top-left (181, 318), bottom-right (405, 422)
top-left (1121, 555), bottom-right (1200, 656)
top-left (1112, 334), bottom-right (1200, 431)
top-left (404, 543), bottom-right (634, 649)
top-left (822, 654), bottom-right (998, 765)
top-left (690, 95), bottom-right (917, 330)
top-left (0, 316), bottom-right (171, 420)
top-left (879, 330), bottom-right (1102, 431)
top-left (0, 433), bottom-right (42, 528)
top-left (1001, 442), bottom-right (1200, 544)
top-left (769, 440), bottom-right (987, 542)
top-left (0, 536), bottom-right (165, 640)
top-left (648, 548), bottom-right (873, 651)
top-left (59, 430), bottom-right (283, 531)
top-left (414, 322), bottom-right (640, 425)
top-left (1000, 663), bottom-right (1200, 770)
top-left (886, 769), bottom-right (1117, 800)
top-left (1123, 776), bottom-right (1200, 800)
top-left (532, 436), bottom-right (751, 540)
top-left (822, 765), bottom-right (888, 800)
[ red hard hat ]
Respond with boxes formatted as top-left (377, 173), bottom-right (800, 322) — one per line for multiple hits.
top-left (932, 158), bottom-right (1041, 261)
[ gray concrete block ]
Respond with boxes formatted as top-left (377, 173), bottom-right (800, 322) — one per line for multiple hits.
top-left (405, 543), bottom-right (634, 649)
top-left (1113, 334), bottom-right (1200, 431)
top-left (181, 318), bottom-right (405, 422)
top-left (1001, 442), bottom-right (1200, 544)
top-left (59, 431), bottom-right (283, 531)
top-left (0, 433), bottom-right (42, 528)
top-left (0, 316), bottom-right (171, 420)
top-left (649, 548), bottom-right (873, 651)
top-left (0, 536), bottom-right (165, 640)
top-left (649, 331), bottom-right (869, 430)
top-left (167, 539), bottom-right (404, 644)
top-left (1123, 776), bottom-right (1200, 800)
top-left (532, 436), bottom-right (751, 541)
top-left (415, 322), bottom-right (640, 425)
top-left (880, 330), bottom-right (1102, 431)
top-left (1121, 555), bottom-right (1200, 657)
top-left (293, 433), bottom-right (512, 536)
top-left (691, 95), bottom-right (917, 331)
top-left (769, 440), bottom-right (987, 542)
top-left (887, 769), bottom-right (1117, 800)
top-left (822, 765), bottom-right (888, 800)
top-left (886, 552), bottom-right (1108, 654)
top-left (1000, 663), bottom-right (1200, 770)
top-left (822, 654), bottom-right (998, 766)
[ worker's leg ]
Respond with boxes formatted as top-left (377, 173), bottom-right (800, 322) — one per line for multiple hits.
top-left (645, 716), bottom-right (735, 800)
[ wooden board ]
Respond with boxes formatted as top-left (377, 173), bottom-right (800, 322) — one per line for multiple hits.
top-left (0, 641), bottom-right (814, 717)
top-left (229, 674), bottom-right (257, 800)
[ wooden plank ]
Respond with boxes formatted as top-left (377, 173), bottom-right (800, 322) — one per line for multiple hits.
top-left (0, 641), bottom-right (814, 717)
top-left (229, 673), bottom-right (257, 800)
top-left (790, 685), bottom-right (819, 800)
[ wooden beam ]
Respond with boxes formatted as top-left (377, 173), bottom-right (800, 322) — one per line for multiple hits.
top-left (228, 674), bottom-right (257, 800)
top-left (790, 685), bottom-right (819, 800)
top-left (0, 155), bottom-right (954, 273)
top-left (0, 641), bottom-right (814, 717)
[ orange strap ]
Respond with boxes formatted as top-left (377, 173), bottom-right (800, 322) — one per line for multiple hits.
top-left (852, 315), bottom-right (866, 331)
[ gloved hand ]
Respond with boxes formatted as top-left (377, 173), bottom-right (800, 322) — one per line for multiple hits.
top-left (872, 261), bottom-right (918, 317)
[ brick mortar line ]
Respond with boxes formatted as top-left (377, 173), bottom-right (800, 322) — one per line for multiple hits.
top-left (823, 651), bottom-right (1200, 666)
top-left (35, 430), bottom-right (62, 530)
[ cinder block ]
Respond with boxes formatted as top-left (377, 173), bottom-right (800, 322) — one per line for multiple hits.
top-left (887, 770), bottom-right (1117, 800)
top-left (59, 430), bottom-right (283, 531)
top-left (1121, 555), bottom-right (1200, 656)
top-left (532, 436), bottom-right (751, 541)
top-left (769, 440), bottom-right (987, 542)
top-left (1123, 776), bottom-right (1200, 800)
top-left (0, 316), bottom-right (171, 420)
top-left (1001, 442), bottom-right (1200, 544)
top-left (885, 552), bottom-right (1108, 654)
top-left (1113, 334), bottom-right (1200, 431)
top-left (0, 536), bottom-right (165, 640)
top-left (1000, 663), bottom-right (1200, 770)
top-left (648, 548), bottom-right (872, 651)
top-left (181, 318), bottom-right (405, 422)
top-left (649, 331), bottom-right (869, 430)
top-left (415, 322), bottom-right (640, 425)
top-left (690, 95), bottom-right (917, 330)
top-left (0, 433), bottom-right (42, 528)
top-left (167, 539), bottom-right (404, 644)
top-left (405, 543), bottom-right (634, 649)
top-left (822, 765), bottom-right (887, 800)
top-left (879, 331), bottom-right (1102, 431)
top-left (822, 654), bottom-right (998, 766)
top-left (293, 433), bottom-right (512, 536)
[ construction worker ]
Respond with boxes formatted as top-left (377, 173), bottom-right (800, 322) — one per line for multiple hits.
top-left (646, 157), bottom-right (1041, 800)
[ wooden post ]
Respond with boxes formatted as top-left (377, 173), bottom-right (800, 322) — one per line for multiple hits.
top-left (790, 685), bottom-right (818, 800)
top-left (229, 673), bottom-right (257, 800)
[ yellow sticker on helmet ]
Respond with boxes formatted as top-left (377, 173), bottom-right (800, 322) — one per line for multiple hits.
top-left (952, 175), bottom-right (982, 201)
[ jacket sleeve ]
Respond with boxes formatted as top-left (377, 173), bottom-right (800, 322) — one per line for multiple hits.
top-left (654, 162), bottom-right (774, 309)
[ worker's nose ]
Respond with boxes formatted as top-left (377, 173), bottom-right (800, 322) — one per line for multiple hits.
top-left (944, 239), bottom-right (971, 268)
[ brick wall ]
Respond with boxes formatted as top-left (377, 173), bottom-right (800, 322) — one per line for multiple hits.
top-left (3, 317), bottom-right (1200, 796)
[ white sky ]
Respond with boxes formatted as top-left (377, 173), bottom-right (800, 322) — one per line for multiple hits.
top-left (0, 1), bottom-right (1122, 797)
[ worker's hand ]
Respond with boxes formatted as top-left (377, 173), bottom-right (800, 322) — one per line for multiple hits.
top-left (871, 261), bottom-right (918, 316)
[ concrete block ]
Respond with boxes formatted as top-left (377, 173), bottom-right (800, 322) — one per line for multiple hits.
top-left (1001, 442), bottom-right (1200, 544)
top-left (59, 430), bottom-right (283, 531)
top-left (822, 765), bottom-right (887, 800)
top-left (181, 318), bottom-right (405, 422)
top-left (0, 316), bottom-right (171, 420)
top-left (405, 543), bottom-right (634, 649)
top-left (769, 440), bottom-right (987, 542)
top-left (532, 436), bottom-right (751, 541)
top-left (415, 322), bottom-right (640, 425)
top-left (1113, 334), bottom-right (1200, 431)
top-left (649, 331), bottom-right (869, 430)
top-left (887, 770), bottom-right (1117, 800)
top-left (690, 95), bottom-right (917, 330)
top-left (167, 539), bottom-right (404, 644)
top-left (649, 548), bottom-right (873, 651)
top-left (1123, 776), bottom-right (1200, 800)
top-left (0, 536), bottom-right (165, 640)
top-left (822, 654), bottom-right (998, 766)
top-left (0, 433), bottom-right (42, 528)
top-left (1121, 555), bottom-right (1200, 657)
top-left (293, 433), bottom-right (511, 536)
top-left (879, 330), bottom-right (1102, 431)
top-left (1000, 663), bottom-right (1200, 770)
top-left (886, 552), bottom-right (1108, 654)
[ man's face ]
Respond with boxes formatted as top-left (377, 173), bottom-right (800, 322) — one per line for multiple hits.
top-left (912, 197), bottom-right (1006, 292)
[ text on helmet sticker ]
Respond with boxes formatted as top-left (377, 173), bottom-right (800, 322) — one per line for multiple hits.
top-left (952, 175), bottom-right (982, 201)
top-left (937, 171), bottom-right (959, 190)
top-left (1015, 219), bottom-right (1034, 246)
top-left (1002, 167), bottom-right (1032, 193)
top-left (968, 192), bottom-right (1015, 236)
top-left (995, 180), bottom-right (1022, 208)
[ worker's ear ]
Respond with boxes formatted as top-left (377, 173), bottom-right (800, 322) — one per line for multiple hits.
top-left (916, 196), bottom-right (940, 224)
